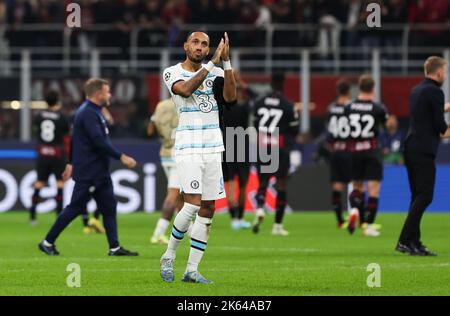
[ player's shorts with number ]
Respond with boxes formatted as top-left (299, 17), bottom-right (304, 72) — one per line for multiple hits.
top-left (175, 152), bottom-right (225, 200)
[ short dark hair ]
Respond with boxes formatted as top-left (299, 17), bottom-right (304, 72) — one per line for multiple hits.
top-left (271, 72), bottom-right (285, 92)
top-left (358, 74), bottom-right (375, 93)
top-left (84, 78), bottom-right (109, 98)
top-left (336, 79), bottom-right (351, 96)
top-left (424, 56), bottom-right (448, 75)
top-left (45, 90), bottom-right (59, 107)
top-left (186, 30), bottom-right (209, 43)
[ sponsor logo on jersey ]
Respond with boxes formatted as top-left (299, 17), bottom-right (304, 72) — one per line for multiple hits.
top-left (199, 95), bottom-right (214, 113)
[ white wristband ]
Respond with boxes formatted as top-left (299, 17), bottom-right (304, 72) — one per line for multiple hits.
top-left (205, 61), bottom-right (215, 72)
top-left (223, 60), bottom-right (232, 71)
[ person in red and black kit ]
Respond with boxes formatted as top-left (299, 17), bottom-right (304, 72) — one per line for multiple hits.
top-left (252, 73), bottom-right (300, 236)
top-left (325, 79), bottom-right (352, 229)
top-left (346, 75), bottom-right (389, 237)
top-left (396, 56), bottom-right (450, 256)
top-left (29, 91), bottom-right (70, 225)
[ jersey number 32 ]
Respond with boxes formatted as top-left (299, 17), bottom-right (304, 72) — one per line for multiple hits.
top-left (329, 114), bottom-right (375, 139)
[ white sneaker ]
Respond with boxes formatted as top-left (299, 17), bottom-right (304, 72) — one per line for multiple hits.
top-left (231, 219), bottom-right (240, 230)
top-left (151, 235), bottom-right (169, 245)
top-left (364, 224), bottom-right (381, 237)
top-left (239, 219), bottom-right (251, 229)
top-left (272, 224), bottom-right (289, 236)
top-left (252, 208), bottom-right (266, 234)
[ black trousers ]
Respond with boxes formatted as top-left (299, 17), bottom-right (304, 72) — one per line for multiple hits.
top-left (45, 177), bottom-right (119, 249)
top-left (398, 152), bottom-right (436, 245)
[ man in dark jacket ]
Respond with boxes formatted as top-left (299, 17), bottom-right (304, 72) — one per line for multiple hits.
top-left (38, 78), bottom-right (139, 257)
top-left (396, 56), bottom-right (450, 256)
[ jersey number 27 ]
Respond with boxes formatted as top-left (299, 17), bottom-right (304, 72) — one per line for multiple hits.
top-left (258, 108), bottom-right (283, 133)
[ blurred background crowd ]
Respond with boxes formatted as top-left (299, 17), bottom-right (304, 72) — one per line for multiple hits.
top-left (1, 0), bottom-right (450, 50)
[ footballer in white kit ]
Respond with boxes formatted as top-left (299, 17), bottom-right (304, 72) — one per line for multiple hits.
top-left (164, 62), bottom-right (226, 200)
top-left (159, 31), bottom-right (237, 284)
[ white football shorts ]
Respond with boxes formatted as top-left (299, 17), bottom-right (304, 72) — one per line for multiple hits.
top-left (175, 152), bottom-right (225, 201)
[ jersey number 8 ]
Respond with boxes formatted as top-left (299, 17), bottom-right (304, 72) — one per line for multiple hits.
top-left (40, 119), bottom-right (56, 142)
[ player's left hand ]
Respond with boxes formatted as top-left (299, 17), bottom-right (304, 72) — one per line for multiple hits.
top-left (121, 154), bottom-right (137, 169)
top-left (62, 164), bottom-right (73, 182)
top-left (445, 102), bottom-right (450, 113)
top-left (221, 32), bottom-right (230, 62)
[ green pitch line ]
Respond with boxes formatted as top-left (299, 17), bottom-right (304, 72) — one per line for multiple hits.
top-left (0, 211), bottom-right (450, 296)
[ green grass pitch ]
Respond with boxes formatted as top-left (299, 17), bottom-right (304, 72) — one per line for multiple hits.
top-left (1, 211), bottom-right (450, 296)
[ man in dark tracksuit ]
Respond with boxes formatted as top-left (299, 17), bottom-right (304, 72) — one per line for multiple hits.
top-left (38, 78), bottom-right (139, 256)
top-left (396, 57), bottom-right (450, 256)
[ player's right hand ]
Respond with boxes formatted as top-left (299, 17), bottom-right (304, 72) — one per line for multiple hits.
top-left (445, 102), bottom-right (450, 113)
top-left (211, 39), bottom-right (225, 65)
top-left (62, 164), bottom-right (73, 182)
top-left (221, 32), bottom-right (230, 61)
top-left (121, 154), bottom-right (137, 169)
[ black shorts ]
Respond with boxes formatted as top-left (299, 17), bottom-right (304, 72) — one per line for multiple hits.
top-left (36, 156), bottom-right (66, 182)
top-left (351, 150), bottom-right (383, 181)
top-left (329, 151), bottom-right (352, 183)
top-left (221, 160), bottom-right (229, 182)
top-left (257, 149), bottom-right (290, 179)
top-left (223, 162), bottom-right (250, 186)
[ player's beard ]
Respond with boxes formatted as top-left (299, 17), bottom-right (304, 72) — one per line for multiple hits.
top-left (187, 51), bottom-right (204, 64)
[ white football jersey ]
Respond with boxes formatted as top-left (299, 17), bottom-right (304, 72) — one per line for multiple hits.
top-left (163, 63), bottom-right (225, 156)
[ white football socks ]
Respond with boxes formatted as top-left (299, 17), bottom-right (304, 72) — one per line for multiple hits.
top-left (164, 203), bottom-right (200, 259)
top-left (186, 215), bottom-right (212, 273)
top-left (153, 218), bottom-right (170, 238)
